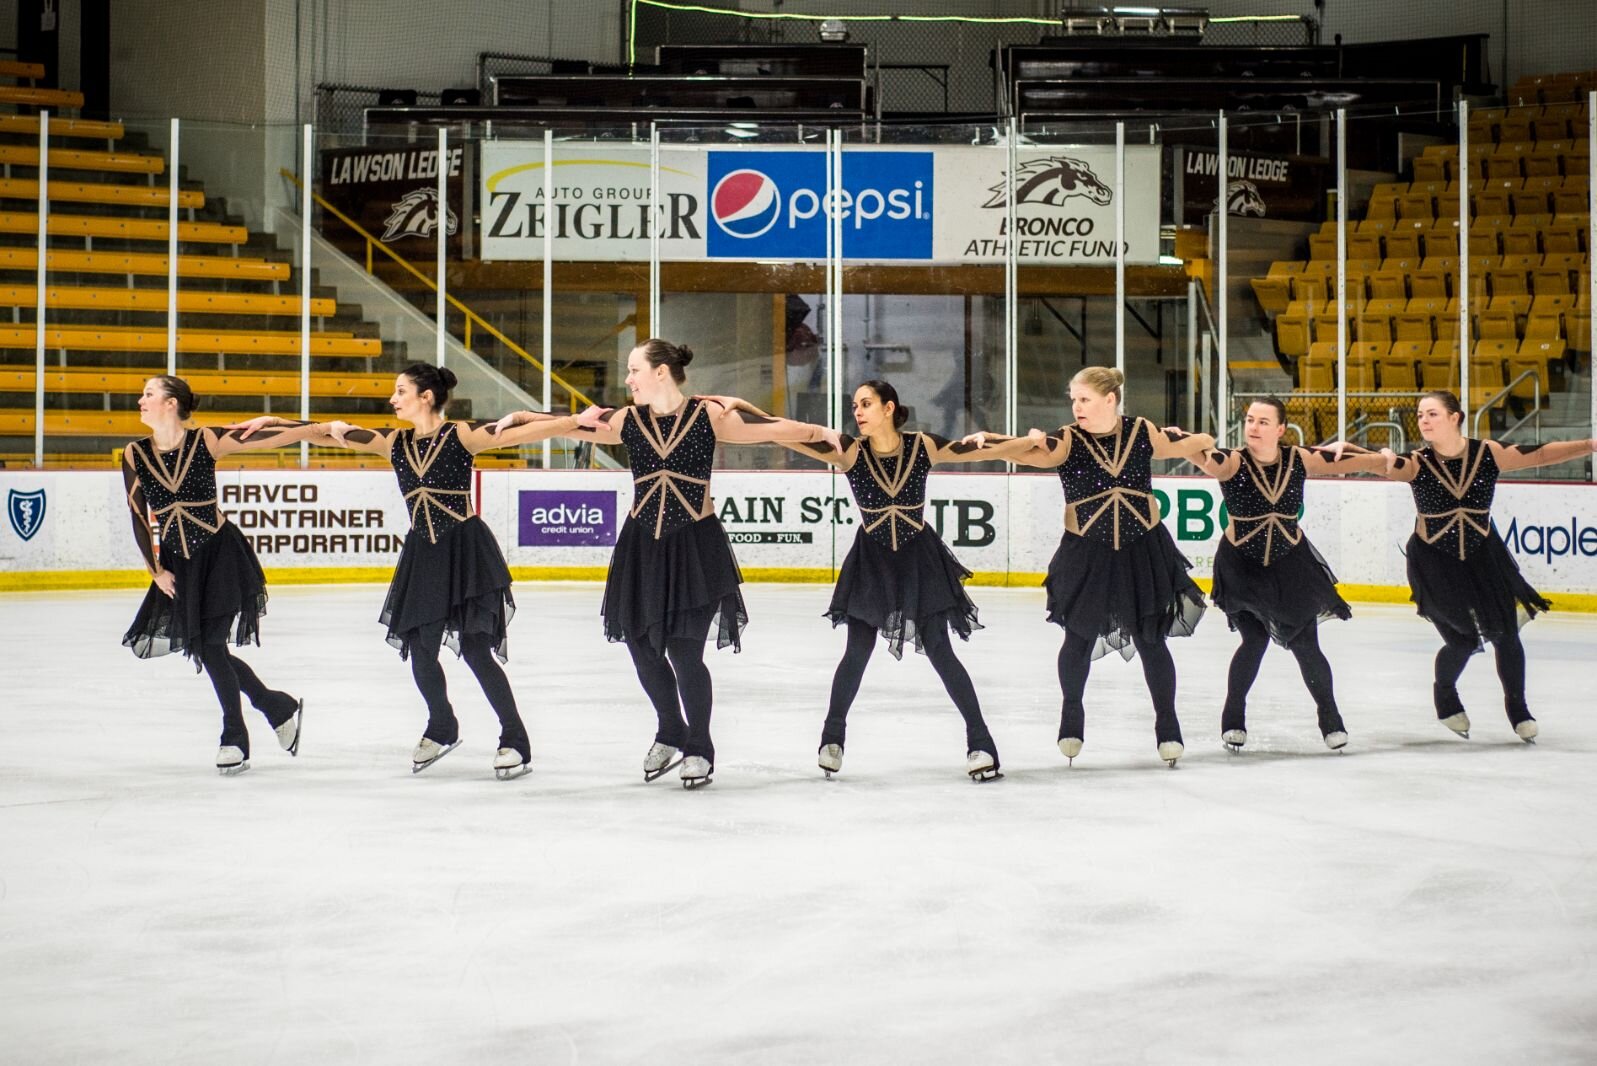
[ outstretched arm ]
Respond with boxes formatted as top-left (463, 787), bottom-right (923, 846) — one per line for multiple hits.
top-left (493, 406), bottom-right (624, 446)
top-left (460, 414), bottom-right (583, 453)
top-left (780, 433), bottom-right (859, 470)
top-left (1488, 437), bottom-right (1597, 473)
top-left (1375, 448), bottom-right (1420, 483)
top-left (1149, 421), bottom-right (1217, 461)
top-left (207, 418), bottom-right (335, 457)
top-left (121, 446), bottom-right (172, 598)
top-left (925, 431), bottom-right (1041, 465)
top-left (1186, 448), bottom-right (1239, 480)
top-left (706, 399), bottom-right (841, 449)
top-left (1299, 443), bottom-right (1388, 476)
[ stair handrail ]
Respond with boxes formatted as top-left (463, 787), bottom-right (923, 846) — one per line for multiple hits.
top-left (280, 167), bottom-right (598, 413)
top-left (1471, 369), bottom-right (1542, 443)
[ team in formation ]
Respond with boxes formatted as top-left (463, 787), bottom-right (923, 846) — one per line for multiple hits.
top-left (118, 340), bottom-right (1597, 782)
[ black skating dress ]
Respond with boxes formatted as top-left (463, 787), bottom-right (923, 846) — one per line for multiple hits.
top-left (601, 398), bottom-right (747, 652)
top-left (123, 428), bottom-right (268, 667)
top-left (1043, 416), bottom-right (1206, 659)
top-left (825, 432), bottom-right (983, 660)
top-left (1403, 438), bottom-right (1549, 644)
top-left (1210, 446), bottom-right (1351, 646)
top-left (380, 422), bottom-right (516, 662)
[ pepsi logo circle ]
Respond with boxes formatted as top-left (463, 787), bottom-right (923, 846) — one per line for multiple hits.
top-left (712, 170), bottom-right (781, 238)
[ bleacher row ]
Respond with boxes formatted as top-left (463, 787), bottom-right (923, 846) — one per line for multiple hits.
top-left (1252, 89), bottom-right (1592, 442)
top-left (0, 61), bottom-right (408, 466)
top-left (1507, 70), bottom-right (1597, 106)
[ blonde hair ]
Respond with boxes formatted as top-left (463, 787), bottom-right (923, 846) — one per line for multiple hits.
top-left (1070, 366), bottom-right (1125, 402)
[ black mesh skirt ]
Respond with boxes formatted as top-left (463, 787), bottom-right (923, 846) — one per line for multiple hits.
top-left (380, 516), bottom-right (515, 663)
top-left (123, 522), bottom-right (268, 670)
top-left (1406, 529), bottom-right (1550, 646)
top-left (1044, 524), bottom-right (1207, 661)
top-left (825, 527), bottom-right (982, 660)
top-left (1211, 535), bottom-right (1351, 647)
top-left (602, 515), bottom-right (747, 653)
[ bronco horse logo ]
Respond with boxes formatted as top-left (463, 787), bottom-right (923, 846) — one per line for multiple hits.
top-left (380, 188), bottom-right (460, 242)
top-left (1221, 179), bottom-right (1267, 218)
top-left (983, 156), bottom-right (1114, 209)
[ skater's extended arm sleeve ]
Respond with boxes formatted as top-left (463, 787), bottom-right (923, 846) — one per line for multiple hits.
top-left (465, 414), bottom-right (584, 453)
top-left (780, 434), bottom-right (858, 469)
top-left (1008, 430), bottom-right (1070, 469)
top-left (1149, 421), bottom-right (1216, 460)
top-left (1299, 446), bottom-right (1387, 476)
top-left (924, 433), bottom-right (1035, 464)
top-left (121, 446), bottom-right (160, 576)
top-left (1380, 451), bottom-right (1420, 482)
top-left (707, 401), bottom-right (831, 445)
top-left (322, 424), bottom-right (397, 455)
top-left (207, 421), bottom-right (331, 457)
top-left (1489, 437), bottom-right (1597, 472)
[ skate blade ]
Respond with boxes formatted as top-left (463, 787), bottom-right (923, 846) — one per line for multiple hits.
top-left (644, 755), bottom-right (684, 783)
top-left (494, 763), bottom-right (532, 781)
top-left (286, 699), bottom-right (304, 757)
top-left (681, 775), bottom-right (713, 790)
top-left (821, 767), bottom-right (838, 778)
top-left (1223, 743), bottom-right (1244, 754)
top-left (217, 761), bottom-right (250, 776)
top-left (412, 739), bottom-right (463, 774)
top-left (968, 769), bottom-right (1003, 782)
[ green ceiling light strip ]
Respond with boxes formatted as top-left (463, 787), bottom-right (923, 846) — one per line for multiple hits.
top-left (627, 0), bottom-right (1064, 69)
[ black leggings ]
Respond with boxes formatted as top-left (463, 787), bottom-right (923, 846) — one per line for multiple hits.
top-left (1431, 620), bottom-right (1531, 724)
top-left (821, 617), bottom-right (997, 758)
top-left (410, 621), bottom-right (529, 759)
top-left (1056, 629), bottom-right (1182, 745)
top-left (199, 642), bottom-right (298, 757)
top-left (1222, 613), bottom-right (1343, 735)
top-left (627, 633), bottom-right (715, 765)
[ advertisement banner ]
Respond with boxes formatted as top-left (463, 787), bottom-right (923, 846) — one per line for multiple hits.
top-left (933, 145), bottom-right (1162, 265)
top-left (319, 144), bottom-right (467, 258)
top-left (6, 470), bottom-right (1597, 600)
top-left (479, 144), bottom-right (704, 262)
top-left (478, 143), bottom-right (1159, 265)
top-left (1172, 147), bottom-right (1329, 225)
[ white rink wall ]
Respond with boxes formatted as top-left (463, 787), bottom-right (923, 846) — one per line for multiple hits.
top-left (3, 469), bottom-right (1597, 602)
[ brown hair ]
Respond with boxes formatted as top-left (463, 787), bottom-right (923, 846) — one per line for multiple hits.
top-left (1420, 390), bottom-right (1464, 429)
top-left (401, 362), bottom-right (459, 412)
top-left (151, 374), bottom-right (196, 420)
top-left (1070, 365), bottom-right (1125, 402)
top-left (638, 338), bottom-right (695, 384)
top-left (857, 379), bottom-right (909, 429)
top-left (1249, 396), bottom-right (1287, 424)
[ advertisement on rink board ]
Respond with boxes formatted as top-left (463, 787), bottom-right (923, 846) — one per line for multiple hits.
top-left (319, 144), bottom-right (468, 259)
top-left (4, 471), bottom-right (1597, 599)
top-left (477, 143), bottom-right (1159, 265)
top-left (1170, 147), bottom-right (1329, 226)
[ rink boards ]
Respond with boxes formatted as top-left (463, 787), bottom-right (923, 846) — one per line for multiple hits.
top-left (3, 468), bottom-right (1596, 606)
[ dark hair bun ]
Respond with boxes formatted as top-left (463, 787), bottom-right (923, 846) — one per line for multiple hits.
top-left (438, 367), bottom-right (459, 390)
top-left (676, 345), bottom-right (695, 368)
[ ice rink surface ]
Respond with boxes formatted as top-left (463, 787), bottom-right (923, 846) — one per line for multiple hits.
top-left (2, 581), bottom-right (1595, 1065)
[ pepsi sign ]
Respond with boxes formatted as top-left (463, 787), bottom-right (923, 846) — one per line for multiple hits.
top-left (706, 151), bottom-right (934, 261)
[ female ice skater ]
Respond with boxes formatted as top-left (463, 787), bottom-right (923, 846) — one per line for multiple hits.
top-left (498, 338), bottom-right (839, 789)
top-left (1187, 397), bottom-right (1386, 752)
top-left (244, 363), bottom-right (584, 779)
top-left (777, 379), bottom-right (1007, 781)
top-left (121, 374), bottom-right (330, 773)
top-left (1006, 366), bottom-right (1213, 767)
top-left (1377, 390), bottom-right (1596, 741)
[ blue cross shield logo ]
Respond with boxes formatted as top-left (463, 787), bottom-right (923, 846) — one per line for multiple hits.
top-left (7, 488), bottom-right (46, 541)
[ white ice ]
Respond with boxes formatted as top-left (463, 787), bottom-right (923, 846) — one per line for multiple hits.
top-left (2, 582), bottom-right (1595, 1065)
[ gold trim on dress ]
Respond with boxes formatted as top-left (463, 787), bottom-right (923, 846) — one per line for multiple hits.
top-left (132, 430), bottom-right (223, 559)
top-left (1064, 418), bottom-right (1157, 550)
top-left (398, 423), bottom-right (474, 544)
top-left (855, 433), bottom-right (926, 551)
top-left (1415, 441), bottom-right (1491, 561)
top-left (1223, 448), bottom-right (1305, 566)
top-left (627, 401), bottom-right (715, 539)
